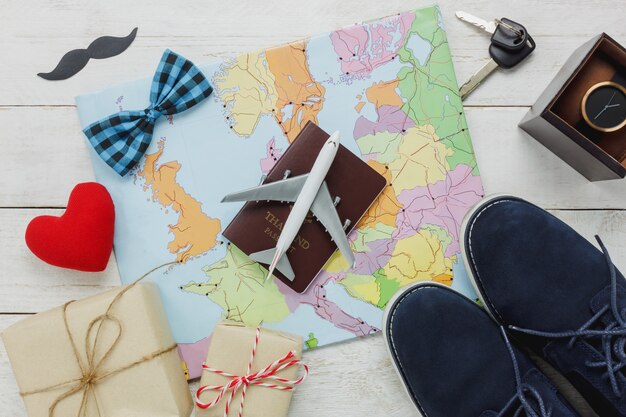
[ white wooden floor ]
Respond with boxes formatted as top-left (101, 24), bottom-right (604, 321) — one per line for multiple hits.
top-left (2, 1), bottom-right (626, 416)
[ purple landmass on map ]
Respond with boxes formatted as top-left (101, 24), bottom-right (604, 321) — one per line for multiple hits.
top-left (355, 236), bottom-right (399, 275)
top-left (177, 336), bottom-right (211, 380)
top-left (279, 274), bottom-right (379, 336)
top-left (330, 13), bottom-right (415, 78)
top-left (260, 137), bottom-right (283, 174)
top-left (395, 164), bottom-right (484, 257)
top-left (354, 105), bottom-right (416, 140)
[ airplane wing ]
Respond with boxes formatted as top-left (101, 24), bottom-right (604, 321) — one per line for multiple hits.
top-left (221, 174), bottom-right (308, 203)
top-left (310, 182), bottom-right (356, 268)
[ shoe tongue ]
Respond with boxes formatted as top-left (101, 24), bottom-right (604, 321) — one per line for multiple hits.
top-left (590, 284), bottom-right (626, 327)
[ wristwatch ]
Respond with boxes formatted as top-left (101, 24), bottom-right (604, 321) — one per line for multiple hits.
top-left (578, 72), bottom-right (626, 138)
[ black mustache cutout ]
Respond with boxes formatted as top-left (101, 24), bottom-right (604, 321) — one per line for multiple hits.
top-left (38, 27), bottom-right (138, 81)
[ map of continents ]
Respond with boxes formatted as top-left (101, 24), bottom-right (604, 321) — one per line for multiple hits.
top-left (132, 6), bottom-right (484, 374)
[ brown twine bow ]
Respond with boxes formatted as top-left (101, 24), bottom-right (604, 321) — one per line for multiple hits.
top-left (19, 261), bottom-right (181, 417)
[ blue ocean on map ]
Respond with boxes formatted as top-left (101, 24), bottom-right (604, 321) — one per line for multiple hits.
top-left (76, 6), bottom-right (484, 378)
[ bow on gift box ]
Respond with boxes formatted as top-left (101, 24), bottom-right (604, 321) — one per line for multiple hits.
top-left (83, 49), bottom-right (213, 176)
top-left (195, 326), bottom-right (308, 417)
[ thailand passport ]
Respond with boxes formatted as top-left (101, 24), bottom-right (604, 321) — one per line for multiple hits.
top-left (223, 122), bottom-right (387, 293)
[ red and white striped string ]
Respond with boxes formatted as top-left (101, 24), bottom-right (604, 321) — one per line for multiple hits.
top-left (195, 326), bottom-right (308, 417)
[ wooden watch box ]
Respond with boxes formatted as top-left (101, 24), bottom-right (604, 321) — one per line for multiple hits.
top-left (520, 33), bottom-right (626, 181)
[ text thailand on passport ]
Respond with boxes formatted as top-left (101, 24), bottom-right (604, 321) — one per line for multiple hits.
top-left (75, 5), bottom-right (484, 379)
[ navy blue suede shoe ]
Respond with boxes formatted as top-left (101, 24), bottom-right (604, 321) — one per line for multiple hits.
top-left (384, 282), bottom-right (580, 417)
top-left (462, 195), bottom-right (626, 416)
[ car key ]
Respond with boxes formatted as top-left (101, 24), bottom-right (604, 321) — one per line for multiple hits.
top-left (456, 11), bottom-right (536, 100)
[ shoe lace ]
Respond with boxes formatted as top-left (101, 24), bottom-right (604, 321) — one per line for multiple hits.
top-left (510, 236), bottom-right (626, 398)
top-left (496, 327), bottom-right (552, 417)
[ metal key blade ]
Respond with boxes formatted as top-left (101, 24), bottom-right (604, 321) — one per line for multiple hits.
top-left (456, 11), bottom-right (497, 34)
top-left (459, 59), bottom-right (499, 100)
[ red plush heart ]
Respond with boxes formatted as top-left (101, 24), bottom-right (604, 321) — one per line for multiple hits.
top-left (25, 182), bottom-right (115, 272)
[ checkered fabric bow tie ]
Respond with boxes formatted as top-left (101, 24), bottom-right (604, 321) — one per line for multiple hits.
top-left (83, 49), bottom-right (213, 176)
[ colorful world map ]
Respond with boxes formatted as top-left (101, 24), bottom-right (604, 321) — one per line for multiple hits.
top-left (76, 6), bottom-right (484, 379)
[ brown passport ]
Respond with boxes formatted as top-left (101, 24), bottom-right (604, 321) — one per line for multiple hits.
top-left (223, 122), bottom-right (387, 293)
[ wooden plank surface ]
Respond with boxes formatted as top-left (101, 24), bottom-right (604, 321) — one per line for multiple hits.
top-left (0, 0), bottom-right (625, 107)
top-left (2, 106), bottom-right (626, 209)
top-left (1, 210), bottom-right (622, 416)
top-left (0, 209), bottom-right (118, 313)
top-left (1, 0), bottom-right (625, 416)
top-left (2, 208), bottom-right (625, 313)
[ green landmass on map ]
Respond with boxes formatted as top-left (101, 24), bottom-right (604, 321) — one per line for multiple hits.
top-left (181, 245), bottom-right (290, 325)
top-left (305, 333), bottom-right (319, 349)
top-left (396, 7), bottom-right (478, 173)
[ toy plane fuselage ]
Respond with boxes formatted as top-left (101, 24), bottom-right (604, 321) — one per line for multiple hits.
top-left (221, 131), bottom-right (355, 282)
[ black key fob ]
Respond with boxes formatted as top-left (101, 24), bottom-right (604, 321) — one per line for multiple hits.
top-left (489, 18), bottom-right (536, 69)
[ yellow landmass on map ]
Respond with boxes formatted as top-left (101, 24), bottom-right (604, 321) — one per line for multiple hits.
top-left (383, 227), bottom-right (453, 286)
top-left (358, 125), bottom-right (451, 191)
top-left (213, 51), bottom-right (279, 136)
top-left (340, 273), bottom-right (380, 306)
top-left (358, 160), bottom-right (400, 230)
top-left (366, 80), bottom-right (403, 109)
top-left (338, 225), bottom-right (454, 308)
top-left (181, 244), bottom-right (290, 324)
top-left (388, 125), bottom-right (452, 191)
top-left (266, 41), bottom-right (325, 142)
top-left (138, 139), bottom-right (221, 262)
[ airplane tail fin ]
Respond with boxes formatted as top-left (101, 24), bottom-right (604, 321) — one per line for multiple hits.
top-left (249, 248), bottom-right (295, 282)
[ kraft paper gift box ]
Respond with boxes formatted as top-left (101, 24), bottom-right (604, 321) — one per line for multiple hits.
top-left (196, 321), bottom-right (304, 417)
top-left (1, 282), bottom-right (193, 417)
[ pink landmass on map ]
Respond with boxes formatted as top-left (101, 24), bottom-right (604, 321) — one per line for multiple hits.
top-left (177, 336), bottom-right (211, 380)
top-left (395, 164), bottom-right (484, 257)
top-left (276, 279), bottom-right (301, 312)
top-left (353, 105), bottom-right (415, 140)
top-left (260, 137), bottom-right (283, 174)
top-left (330, 13), bottom-right (415, 77)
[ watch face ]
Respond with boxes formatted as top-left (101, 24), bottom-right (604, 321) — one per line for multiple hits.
top-left (582, 81), bottom-right (626, 132)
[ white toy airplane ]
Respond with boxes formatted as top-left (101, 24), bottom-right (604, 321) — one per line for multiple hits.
top-left (222, 131), bottom-right (355, 283)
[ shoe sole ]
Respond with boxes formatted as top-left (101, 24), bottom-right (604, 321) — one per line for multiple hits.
top-left (382, 281), bottom-right (452, 417)
top-left (459, 193), bottom-right (516, 322)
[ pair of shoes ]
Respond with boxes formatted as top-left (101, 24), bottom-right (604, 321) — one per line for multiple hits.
top-left (384, 195), bottom-right (626, 417)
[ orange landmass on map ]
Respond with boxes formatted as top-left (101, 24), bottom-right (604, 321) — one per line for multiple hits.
top-left (265, 41), bottom-right (325, 143)
top-left (138, 139), bottom-right (221, 262)
top-left (357, 160), bottom-right (401, 229)
top-left (433, 272), bottom-right (453, 286)
top-left (366, 80), bottom-right (403, 109)
top-left (354, 101), bottom-right (366, 113)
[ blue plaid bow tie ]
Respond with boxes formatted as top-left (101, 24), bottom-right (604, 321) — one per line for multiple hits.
top-left (83, 49), bottom-right (213, 176)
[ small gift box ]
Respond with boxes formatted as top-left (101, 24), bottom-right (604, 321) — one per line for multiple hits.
top-left (2, 282), bottom-right (193, 417)
top-left (195, 321), bottom-right (307, 417)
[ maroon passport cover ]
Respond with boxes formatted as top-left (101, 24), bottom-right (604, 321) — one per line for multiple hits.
top-left (223, 122), bottom-right (387, 293)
